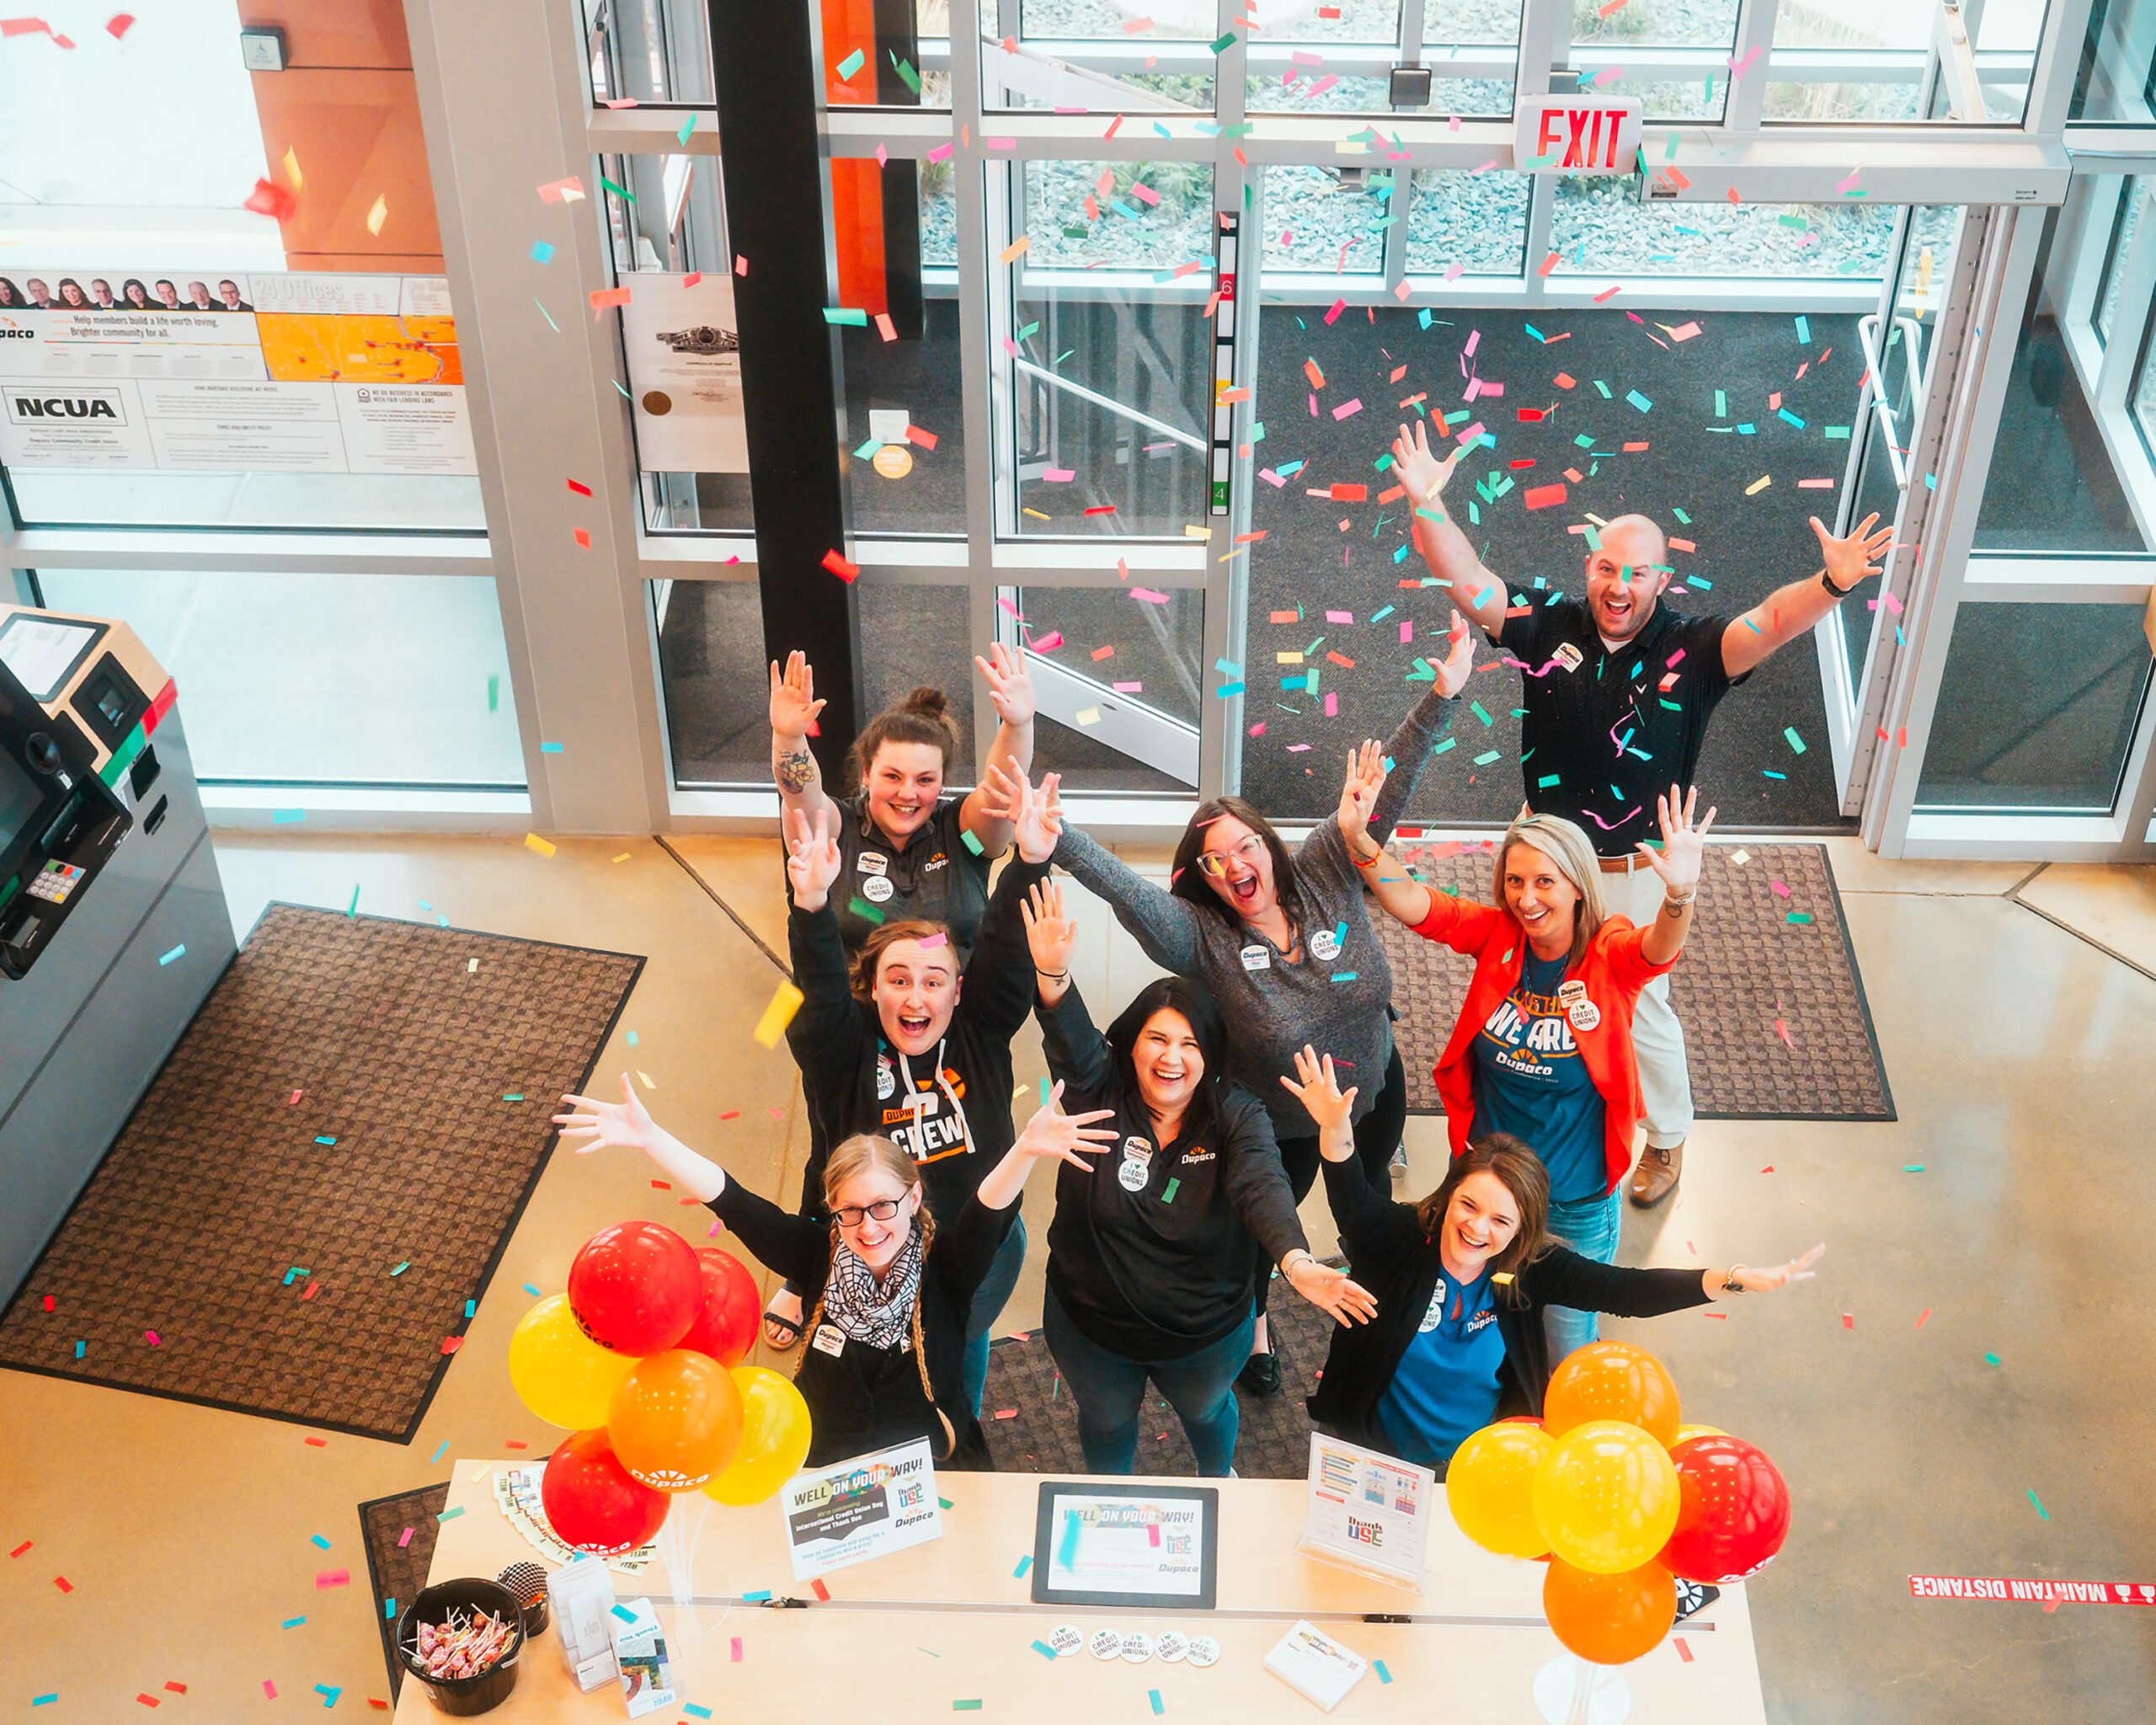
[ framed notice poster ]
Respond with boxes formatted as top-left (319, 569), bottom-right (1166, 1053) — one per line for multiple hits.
top-left (1030, 1482), bottom-right (1218, 1611)
top-left (1296, 1433), bottom-right (1434, 1592)
top-left (778, 1437), bottom-right (942, 1581)
top-left (617, 273), bottom-right (750, 474)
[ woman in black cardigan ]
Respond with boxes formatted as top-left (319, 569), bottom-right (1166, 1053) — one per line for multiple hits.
top-left (554, 1077), bottom-right (1114, 1468)
top-left (1287, 1050), bottom-right (1821, 1475)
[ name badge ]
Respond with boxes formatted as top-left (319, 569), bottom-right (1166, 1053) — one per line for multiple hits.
top-left (1554, 642), bottom-right (1584, 673)
top-left (1567, 999), bottom-right (1602, 1033)
top-left (812, 1324), bottom-right (847, 1357)
top-left (857, 852), bottom-right (889, 875)
top-left (1557, 979), bottom-right (1588, 1007)
top-left (1240, 943), bottom-right (1271, 972)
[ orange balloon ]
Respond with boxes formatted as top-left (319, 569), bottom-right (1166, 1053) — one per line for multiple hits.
top-left (606, 1348), bottom-right (744, 1492)
top-left (1544, 1342), bottom-right (1681, 1446)
top-left (1447, 1421), bottom-right (1556, 1558)
top-left (1543, 1557), bottom-right (1678, 1664)
top-left (1671, 1423), bottom-right (1726, 1448)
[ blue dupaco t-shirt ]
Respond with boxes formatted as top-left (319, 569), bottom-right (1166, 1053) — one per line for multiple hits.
top-left (1377, 1266), bottom-right (1506, 1469)
top-left (1469, 948), bottom-right (1608, 1203)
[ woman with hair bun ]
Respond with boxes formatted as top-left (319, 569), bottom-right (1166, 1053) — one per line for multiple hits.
top-left (768, 644), bottom-right (1036, 964)
top-left (554, 1087), bottom-right (1114, 1467)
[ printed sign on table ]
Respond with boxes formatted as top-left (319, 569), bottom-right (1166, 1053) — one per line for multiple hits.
top-left (1296, 1432), bottom-right (1435, 1591)
top-left (779, 1436), bottom-right (942, 1581)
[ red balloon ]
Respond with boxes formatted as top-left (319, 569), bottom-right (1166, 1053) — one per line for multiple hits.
top-left (677, 1248), bottom-right (760, 1366)
top-left (567, 1221), bottom-right (700, 1355)
top-left (1660, 1435), bottom-right (1791, 1583)
top-left (539, 1429), bottom-right (670, 1556)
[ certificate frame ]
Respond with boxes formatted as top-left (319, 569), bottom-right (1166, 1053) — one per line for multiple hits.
top-left (1028, 1482), bottom-right (1219, 1612)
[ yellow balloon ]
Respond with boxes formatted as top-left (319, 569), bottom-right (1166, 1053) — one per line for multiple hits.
top-left (1671, 1423), bottom-right (1726, 1448)
top-left (702, 1366), bottom-right (814, 1506)
top-left (1531, 1418), bottom-right (1681, 1574)
top-left (1447, 1422), bottom-right (1556, 1558)
top-left (509, 1294), bottom-right (637, 1429)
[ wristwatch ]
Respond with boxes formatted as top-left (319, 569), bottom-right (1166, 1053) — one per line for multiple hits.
top-left (1817, 566), bottom-right (1854, 600)
top-left (1721, 1265), bottom-right (1748, 1294)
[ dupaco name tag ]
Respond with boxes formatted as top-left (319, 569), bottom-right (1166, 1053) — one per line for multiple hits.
top-left (812, 1324), bottom-right (847, 1358)
top-left (1554, 643), bottom-right (1584, 673)
top-left (1566, 998), bottom-right (1602, 1033)
top-left (857, 852), bottom-right (889, 875)
top-left (1557, 979), bottom-right (1588, 1008)
top-left (1240, 943), bottom-right (1271, 972)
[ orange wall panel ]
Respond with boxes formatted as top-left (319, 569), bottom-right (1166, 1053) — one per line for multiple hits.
top-left (250, 67), bottom-right (442, 270)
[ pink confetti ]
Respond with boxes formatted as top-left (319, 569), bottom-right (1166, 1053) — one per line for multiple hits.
top-left (1331, 398), bottom-right (1364, 420)
top-left (1129, 588), bottom-right (1170, 604)
top-left (1030, 630), bottom-right (1063, 652)
top-left (264, 1681), bottom-right (278, 1700)
top-left (731, 1637), bottom-right (744, 1662)
top-left (317, 1568), bottom-right (350, 1589)
top-left (145, 1330), bottom-right (160, 1345)
top-left (398, 1527), bottom-right (414, 1547)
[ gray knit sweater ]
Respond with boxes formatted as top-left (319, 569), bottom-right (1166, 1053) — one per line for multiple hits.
top-left (1051, 683), bottom-right (1458, 1138)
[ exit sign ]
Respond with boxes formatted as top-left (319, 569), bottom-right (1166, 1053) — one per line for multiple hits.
top-left (1513, 95), bottom-right (1642, 175)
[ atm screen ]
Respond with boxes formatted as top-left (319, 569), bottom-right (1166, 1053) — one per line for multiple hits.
top-left (0, 748), bottom-right (40, 852)
top-left (0, 614), bottom-right (104, 703)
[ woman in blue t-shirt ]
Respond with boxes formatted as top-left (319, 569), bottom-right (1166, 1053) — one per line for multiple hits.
top-left (1288, 1051), bottom-right (1820, 1473)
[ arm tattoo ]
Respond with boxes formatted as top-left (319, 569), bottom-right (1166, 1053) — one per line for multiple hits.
top-left (775, 748), bottom-right (817, 794)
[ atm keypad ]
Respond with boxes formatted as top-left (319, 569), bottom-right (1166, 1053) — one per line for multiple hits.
top-left (25, 860), bottom-right (84, 904)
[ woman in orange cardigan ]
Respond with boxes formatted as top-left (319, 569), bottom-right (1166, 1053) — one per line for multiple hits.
top-left (1339, 756), bottom-right (1711, 1361)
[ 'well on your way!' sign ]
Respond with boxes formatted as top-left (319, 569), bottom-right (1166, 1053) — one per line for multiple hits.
top-left (1513, 94), bottom-right (1642, 174)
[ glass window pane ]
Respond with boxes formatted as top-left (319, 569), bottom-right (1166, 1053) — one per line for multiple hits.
top-left (838, 295), bottom-right (969, 536)
top-left (1006, 161), bottom-right (1214, 540)
top-left (1974, 0), bottom-right (2048, 124)
top-left (1262, 167), bottom-right (1394, 275)
top-left (1572, 0), bottom-right (1739, 120)
top-left (1019, 585), bottom-right (1201, 792)
top-left (1915, 603), bottom-right (2154, 813)
top-left (824, 0), bottom-right (952, 108)
top-left (2129, 296), bottom-right (2156, 458)
top-left (653, 578), bottom-right (768, 786)
top-left (1406, 169), bottom-right (1530, 276)
top-left (585, 0), bottom-right (717, 104)
top-left (2072, 0), bottom-right (2156, 121)
top-left (1975, 200), bottom-right (2151, 555)
top-left (1765, 0), bottom-right (1927, 122)
top-left (34, 569), bottom-right (523, 787)
top-left (861, 583), bottom-right (979, 782)
top-left (2098, 178), bottom-right (2144, 346)
top-left (1246, 69), bottom-right (1399, 113)
top-left (1550, 180), bottom-right (1899, 279)
top-left (0, 11), bottom-right (483, 531)
top-left (990, 11), bottom-right (1214, 113)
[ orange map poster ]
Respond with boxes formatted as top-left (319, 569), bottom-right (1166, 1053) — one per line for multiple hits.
top-left (256, 312), bottom-right (462, 385)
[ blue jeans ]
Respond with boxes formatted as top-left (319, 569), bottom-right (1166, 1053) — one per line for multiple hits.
top-left (963, 1215), bottom-right (1027, 1418)
top-left (1543, 1189), bottom-right (1622, 1365)
top-left (1042, 1283), bottom-right (1254, 1477)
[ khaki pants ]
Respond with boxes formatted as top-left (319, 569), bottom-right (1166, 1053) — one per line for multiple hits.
top-left (1599, 857), bottom-right (1694, 1149)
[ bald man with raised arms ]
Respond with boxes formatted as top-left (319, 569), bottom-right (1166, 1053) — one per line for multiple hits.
top-left (1389, 420), bottom-right (1892, 1207)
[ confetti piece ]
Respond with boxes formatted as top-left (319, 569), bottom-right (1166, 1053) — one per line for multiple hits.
top-left (8, 1540), bottom-right (29, 1557)
top-left (53, 1575), bottom-right (72, 1592)
top-left (731, 1637), bottom-right (744, 1662)
top-left (1374, 1659), bottom-right (1392, 1684)
top-left (954, 1705), bottom-right (983, 1714)
top-left (145, 1330), bottom-right (159, 1345)
top-left (310, 1534), bottom-right (332, 1550)
top-left (1916, 1309), bottom-right (1931, 1329)
top-left (2029, 1490), bottom-right (2050, 1520)
top-left (305, 1435), bottom-right (327, 1447)
top-left (1745, 474), bottom-right (1771, 495)
top-left (439, 1505), bottom-right (466, 1523)
top-left (366, 194), bottom-right (388, 236)
top-left (686, 1708), bottom-right (715, 1721)
top-left (282, 1616), bottom-right (305, 1628)
top-left (264, 1682), bottom-right (278, 1700)
top-left (1673, 1637), bottom-right (1694, 1663)
top-left (1013, 1555), bottom-right (1032, 1577)
top-left (753, 982), bottom-right (806, 1048)
top-left (164, 1685), bottom-right (186, 1696)
top-left (317, 1568), bottom-right (350, 1589)
top-left (1842, 1313), bottom-right (1854, 1329)
top-left (821, 548), bottom-right (861, 583)
top-left (157, 943), bottom-right (186, 966)
top-left (524, 832), bottom-right (556, 857)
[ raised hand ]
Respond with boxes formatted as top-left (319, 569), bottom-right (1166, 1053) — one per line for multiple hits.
top-left (1392, 419), bottom-right (1462, 508)
top-left (1279, 1044), bottom-right (1359, 1134)
top-left (976, 640), bottom-right (1038, 728)
top-left (1811, 512), bottom-right (1894, 591)
top-left (1286, 1257), bottom-right (1380, 1327)
top-left (769, 650), bottom-right (825, 739)
top-left (1021, 878), bottom-right (1078, 979)
top-left (1011, 767), bottom-right (1065, 866)
top-left (552, 1072), bottom-right (656, 1156)
top-left (785, 805), bottom-right (842, 910)
top-left (1638, 783), bottom-right (1715, 898)
top-left (1433, 610), bottom-right (1476, 697)
top-left (1011, 1087), bottom-right (1119, 1171)
top-left (1725, 1242), bottom-right (1826, 1294)
top-left (1334, 740), bottom-right (1388, 850)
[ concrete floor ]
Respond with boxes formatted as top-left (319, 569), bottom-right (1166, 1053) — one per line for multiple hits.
top-left (3, 831), bottom-right (2154, 1720)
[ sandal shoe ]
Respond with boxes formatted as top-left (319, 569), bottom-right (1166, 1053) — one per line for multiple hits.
top-left (1629, 1141), bottom-right (1684, 1208)
top-left (761, 1308), bottom-right (804, 1351)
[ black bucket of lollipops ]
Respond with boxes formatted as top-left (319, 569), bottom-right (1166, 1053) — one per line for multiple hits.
top-left (398, 1578), bottom-right (526, 1715)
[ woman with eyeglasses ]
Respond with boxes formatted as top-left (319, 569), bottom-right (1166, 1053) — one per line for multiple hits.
top-left (985, 621), bottom-right (1477, 1397)
top-left (555, 1081), bottom-right (1116, 1468)
top-left (755, 803), bottom-right (1049, 1418)
top-left (1342, 783), bottom-right (1712, 1361)
top-left (1017, 869), bottom-right (1377, 1476)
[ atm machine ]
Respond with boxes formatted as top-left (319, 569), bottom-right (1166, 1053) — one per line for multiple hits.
top-left (0, 603), bottom-right (233, 1304)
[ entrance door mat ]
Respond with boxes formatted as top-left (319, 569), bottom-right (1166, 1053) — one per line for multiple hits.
top-left (0, 904), bottom-right (643, 1439)
top-left (1371, 842), bottom-right (1893, 1121)
top-left (359, 1479), bottom-right (451, 1700)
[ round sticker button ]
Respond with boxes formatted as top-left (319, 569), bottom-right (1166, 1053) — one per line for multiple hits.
top-left (1185, 1636), bottom-right (1220, 1669)
top-left (1118, 1157), bottom-right (1150, 1193)
top-left (1155, 1632), bottom-right (1189, 1664)
top-left (1120, 1632), bottom-right (1153, 1664)
top-left (1088, 1629), bottom-right (1122, 1661)
top-left (1566, 999), bottom-right (1601, 1033)
top-left (861, 873), bottom-right (895, 904)
top-left (1049, 1625), bottom-right (1084, 1658)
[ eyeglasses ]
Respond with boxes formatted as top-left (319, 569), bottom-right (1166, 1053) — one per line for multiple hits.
top-left (1196, 834), bottom-right (1267, 879)
top-left (834, 1198), bottom-right (906, 1227)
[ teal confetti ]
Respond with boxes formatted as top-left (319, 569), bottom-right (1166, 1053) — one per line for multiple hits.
top-left (310, 1534), bottom-right (332, 1550)
top-left (274, 809), bottom-right (307, 823)
top-left (529, 241), bottom-right (554, 264)
top-left (1787, 911), bottom-right (1813, 925)
top-left (348, 884), bottom-right (360, 918)
top-left (464, 1300), bottom-right (477, 1318)
top-left (1985, 1352), bottom-right (2002, 1366)
top-left (1903, 1165), bottom-right (1924, 1172)
top-left (960, 829), bottom-right (985, 856)
top-left (1162, 1177), bottom-right (1181, 1203)
top-left (157, 943), bottom-right (186, 966)
top-left (385, 1598), bottom-right (397, 1617)
top-left (437, 1506), bottom-right (465, 1524)
top-left (1013, 1555), bottom-right (1033, 1578)
top-left (611, 1604), bottom-right (638, 1624)
top-left (675, 113), bottom-right (696, 147)
top-left (391, 1262), bottom-right (409, 1276)
top-left (1783, 727), bottom-right (1807, 754)
top-left (2029, 1489), bottom-right (2049, 1520)
top-left (1374, 1659), bottom-right (1393, 1684)
top-left (1796, 315), bottom-right (1811, 344)
top-left (744, 1590), bottom-right (772, 1602)
top-left (315, 1136), bottom-right (337, 1146)
top-left (685, 1709), bottom-right (715, 1722)
top-left (626, 1030), bottom-right (640, 1046)
top-left (430, 1439), bottom-right (450, 1463)
top-left (522, 1282), bottom-right (542, 1296)
top-left (1149, 1692), bottom-right (1164, 1716)
top-left (1032, 1638), bottom-right (1057, 1658)
top-left (835, 47), bottom-right (865, 79)
top-left (1625, 390), bottom-right (1652, 413)
top-left (534, 297), bottom-right (559, 332)
top-left (283, 1616), bottom-right (307, 1628)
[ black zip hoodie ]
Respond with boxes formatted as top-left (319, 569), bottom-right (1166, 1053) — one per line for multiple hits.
top-left (1035, 983), bottom-right (1308, 1359)
top-left (787, 857), bottom-right (1049, 1225)
top-left (1307, 1151), bottom-right (1710, 1456)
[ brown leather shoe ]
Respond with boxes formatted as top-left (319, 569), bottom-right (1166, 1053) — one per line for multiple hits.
top-left (1630, 1142), bottom-right (1684, 1207)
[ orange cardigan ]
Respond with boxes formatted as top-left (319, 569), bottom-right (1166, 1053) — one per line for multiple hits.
top-left (1410, 893), bottom-right (1677, 1196)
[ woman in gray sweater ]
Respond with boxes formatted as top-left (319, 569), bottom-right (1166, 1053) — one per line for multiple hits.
top-left (988, 617), bottom-right (1476, 1393)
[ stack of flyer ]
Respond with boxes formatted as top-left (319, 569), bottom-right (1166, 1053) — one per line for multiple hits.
top-left (1264, 1620), bottom-right (1370, 1712)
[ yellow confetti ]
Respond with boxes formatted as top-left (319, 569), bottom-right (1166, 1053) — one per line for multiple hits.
top-left (752, 982), bottom-right (805, 1049)
top-left (366, 194), bottom-right (389, 236)
top-left (282, 147), bottom-right (303, 190)
top-left (1276, 652), bottom-right (1305, 665)
top-left (467, 958), bottom-right (479, 973)
top-left (524, 833), bottom-right (556, 857)
top-left (1022, 507), bottom-right (1052, 521)
top-left (1731, 849), bottom-right (1751, 866)
top-left (1182, 524), bottom-right (1211, 539)
top-left (1075, 707), bottom-right (1102, 726)
top-left (1744, 475), bottom-right (1771, 495)
top-left (998, 235), bottom-right (1031, 264)
top-left (611, 852), bottom-right (632, 863)
top-left (468, 1461), bottom-right (492, 1482)
top-left (637, 1070), bottom-right (656, 1091)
